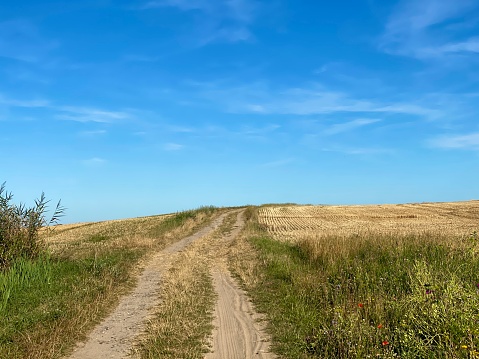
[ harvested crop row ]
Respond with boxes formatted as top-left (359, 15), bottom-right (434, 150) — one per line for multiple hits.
top-left (258, 201), bottom-right (479, 240)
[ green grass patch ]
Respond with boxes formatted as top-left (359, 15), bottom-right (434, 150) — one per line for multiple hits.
top-left (87, 234), bottom-right (110, 243)
top-left (239, 230), bottom-right (479, 358)
top-left (0, 249), bottom-right (143, 358)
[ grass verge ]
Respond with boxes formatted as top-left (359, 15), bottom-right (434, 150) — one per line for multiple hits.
top-left (0, 249), bottom-right (142, 358)
top-left (229, 207), bottom-right (479, 358)
top-left (0, 207), bottom-right (220, 359)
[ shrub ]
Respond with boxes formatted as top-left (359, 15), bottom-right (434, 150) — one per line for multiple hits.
top-left (0, 182), bottom-right (64, 270)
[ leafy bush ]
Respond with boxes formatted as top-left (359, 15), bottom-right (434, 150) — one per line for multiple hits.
top-left (0, 182), bottom-right (64, 270)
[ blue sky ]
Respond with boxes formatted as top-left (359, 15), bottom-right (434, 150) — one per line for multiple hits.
top-left (1, 0), bottom-right (478, 223)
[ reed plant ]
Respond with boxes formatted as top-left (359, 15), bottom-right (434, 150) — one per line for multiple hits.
top-left (0, 182), bottom-right (64, 270)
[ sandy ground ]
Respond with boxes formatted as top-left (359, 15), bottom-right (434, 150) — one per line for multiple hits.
top-left (67, 210), bottom-right (274, 359)
top-left (206, 269), bottom-right (274, 359)
top-left (67, 212), bottom-right (229, 359)
top-left (206, 211), bottom-right (275, 359)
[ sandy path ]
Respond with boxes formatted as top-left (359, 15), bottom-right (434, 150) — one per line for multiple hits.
top-left (68, 212), bottom-right (229, 359)
top-left (206, 211), bottom-right (275, 359)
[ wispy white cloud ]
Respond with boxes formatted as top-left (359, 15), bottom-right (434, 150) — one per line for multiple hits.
top-left (324, 118), bottom-right (381, 135)
top-left (57, 106), bottom-right (130, 123)
top-left (191, 81), bottom-right (439, 119)
top-left (164, 142), bottom-right (184, 151)
top-left (261, 157), bottom-right (295, 168)
top-left (321, 146), bottom-right (395, 156)
top-left (0, 93), bottom-right (50, 107)
top-left (428, 132), bottom-right (479, 150)
top-left (142, 0), bottom-right (255, 22)
top-left (166, 125), bottom-right (196, 133)
top-left (82, 157), bottom-right (107, 166)
top-left (0, 19), bottom-right (58, 62)
top-left (438, 37), bottom-right (479, 54)
top-left (238, 124), bottom-right (280, 135)
top-left (140, 0), bottom-right (258, 45)
top-left (122, 54), bottom-right (161, 63)
top-left (78, 130), bottom-right (107, 137)
top-left (0, 94), bottom-right (133, 124)
top-left (379, 0), bottom-right (479, 60)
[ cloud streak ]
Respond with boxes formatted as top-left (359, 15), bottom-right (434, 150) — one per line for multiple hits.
top-left (164, 142), bottom-right (184, 151)
top-left (57, 106), bottom-right (130, 123)
top-left (0, 94), bottom-right (50, 108)
top-left (379, 0), bottom-right (479, 60)
top-left (324, 118), bottom-right (381, 135)
top-left (82, 157), bottom-right (107, 166)
top-left (140, 0), bottom-right (258, 45)
top-left (1, 94), bottom-right (133, 124)
top-left (429, 132), bottom-right (479, 150)
top-left (0, 19), bottom-right (58, 62)
top-left (191, 81), bottom-right (440, 119)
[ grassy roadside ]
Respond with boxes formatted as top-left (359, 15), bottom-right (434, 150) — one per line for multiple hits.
top-left (133, 210), bottom-right (240, 358)
top-left (0, 206), bottom-right (220, 359)
top-left (229, 207), bottom-right (479, 358)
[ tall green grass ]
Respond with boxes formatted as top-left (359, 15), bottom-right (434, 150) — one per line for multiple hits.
top-left (239, 223), bottom-right (479, 358)
top-left (0, 249), bottom-right (142, 358)
top-left (0, 255), bottom-right (51, 313)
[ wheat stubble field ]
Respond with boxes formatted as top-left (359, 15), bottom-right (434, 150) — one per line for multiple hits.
top-left (258, 201), bottom-right (479, 239)
top-left (233, 201), bottom-right (479, 358)
top-left (2, 200), bottom-right (479, 358)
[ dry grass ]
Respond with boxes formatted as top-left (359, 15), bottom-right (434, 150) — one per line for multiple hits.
top-left (258, 201), bottom-right (479, 240)
top-left (46, 209), bottom-right (220, 259)
top-left (133, 211), bottom-right (240, 358)
top-left (1, 208), bottom-right (221, 359)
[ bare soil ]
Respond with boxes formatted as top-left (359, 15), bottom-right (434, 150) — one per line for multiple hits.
top-left (206, 210), bottom-right (275, 359)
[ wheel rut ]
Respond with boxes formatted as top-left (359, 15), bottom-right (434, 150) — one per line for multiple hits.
top-left (67, 209), bottom-right (275, 358)
top-left (206, 210), bottom-right (275, 359)
top-left (67, 212), bottom-right (229, 359)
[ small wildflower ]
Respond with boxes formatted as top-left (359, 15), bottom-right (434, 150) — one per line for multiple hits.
top-left (358, 303), bottom-right (364, 308)
top-left (382, 340), bottom-right (389, 346)
top-left (461, 345), bottom-right (468, 349)
top-left (377, 324), bottom-right (383, 329)
top-left (426, 289), bottom-right (434, 295)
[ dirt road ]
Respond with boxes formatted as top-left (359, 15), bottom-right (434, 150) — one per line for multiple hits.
top-left (206, 210), bottom-right (275, 359)
top-left (67, 209), bottom-right (274, 359)
top-left (68, 213), bottom-right (228, 359)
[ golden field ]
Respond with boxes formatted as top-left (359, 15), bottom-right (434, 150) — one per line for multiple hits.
top-left (258, 200), bottom-right (479, 240)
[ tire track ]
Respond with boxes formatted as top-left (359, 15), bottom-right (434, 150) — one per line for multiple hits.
top-left (67, 212), bottom-right (229, 359)
top-left (206, 211), bottom-right (275, 359)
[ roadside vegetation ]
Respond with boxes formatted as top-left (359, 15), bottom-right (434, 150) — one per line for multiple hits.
top-left (230, 206), bottom-right (479, 358)
top-left (0, 182), bottom-right (219, 359)
top-left (4, 185), bottom-right (478, 359)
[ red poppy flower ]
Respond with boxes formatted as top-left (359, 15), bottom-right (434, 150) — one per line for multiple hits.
top-left (358, 303), bottom-right (364, 308)
top-left (382, 340), bottom-right (389, 346)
